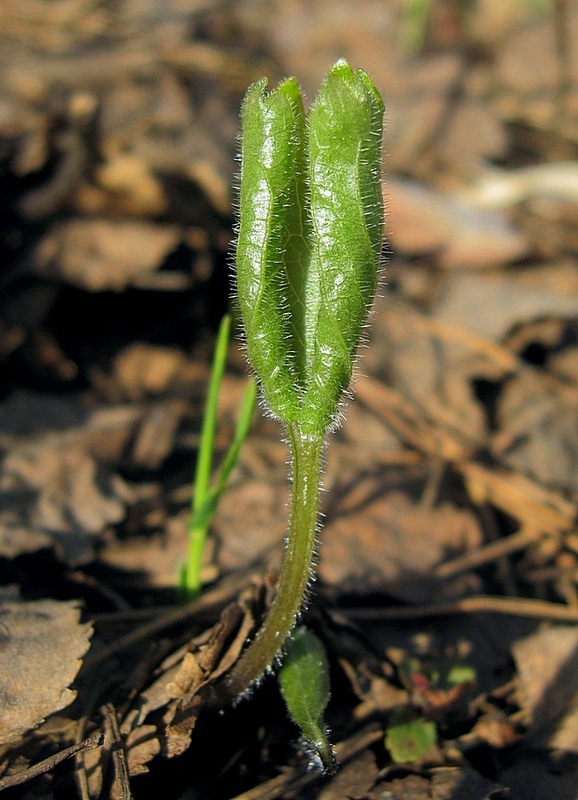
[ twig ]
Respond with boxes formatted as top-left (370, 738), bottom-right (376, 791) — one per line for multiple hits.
top-left (434, 526), bottom-right (540, 578)
top-left (0, 732), bottom-right (103, 791)
top-left (84, 569), bottom-right (252, 671)
top-left (344, 595), bottom-right (578, 622)
top-left (103, 704), bottom-right (133, 800)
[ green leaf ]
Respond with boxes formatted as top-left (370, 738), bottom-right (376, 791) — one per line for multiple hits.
top-left (278, 627), bottom-right (336, 773)
top-left (385, 707), bottom-right (437, 764)
top-left (236, 76), bottom-right (308, 423)
top-left (446, 663), bottom-right (476, 686)
top-left (302, 59), bottom-right (384, 435)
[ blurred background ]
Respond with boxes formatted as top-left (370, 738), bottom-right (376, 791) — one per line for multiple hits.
top-left (0, 0), bottom-right (575, 374)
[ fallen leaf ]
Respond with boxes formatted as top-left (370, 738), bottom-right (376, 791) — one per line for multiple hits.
top-left (0, 598), bottom-right (92, 744)
top-left (0, 392), bottom-right (179, 562)
top-left (512, 624), bottom-right (578, 751)
top-left (493, 6), bottom-right (578, 141)
top-left (0, 512), bottom-right (52, 558)
top-left (125, 725), bottom-right (161, 777)
top-left (32, 219), bottom-right (181, 292)
top-left (111, 344), bottom-right (189, 402)
top-left (94, 154), bottom-right (167, 216)
top-left (430, 766), bottom-right (511, 800)
top-left (433, 261), bottom-right (578, 340)
top-left (463, 708), bottom-right (519, 749)
top-left (319, 489), bottom-right (483, 602)
top-left (118, 584), bottom-right (265, 766)
top-left (367, 303), bottom-right (489, 450)
top-left (316, 747), bottom-right (377, 799)
top-left (492, 368), bottom-right (578, 495)
top-left (0, 437), bottom-right (127, 561)
top-left (213, 477), bottom-right (287, 573)
top-left (388, 178), bottom-right (528, 269)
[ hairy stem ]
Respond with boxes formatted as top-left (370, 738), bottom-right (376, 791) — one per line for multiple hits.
top-left (222, 426), bottom-right (323, 700)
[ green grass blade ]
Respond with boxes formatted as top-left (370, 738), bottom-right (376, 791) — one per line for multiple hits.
top-left (193, 313), bottom-right (232, 514)
top-left (181, 316), bottom-right (257, 598)
top-left (182, 314), bottom-right (231, 598)
top-left (211, 376), bottom-right (257, 501)
top-left (186, 377), bottom-right (257, 540)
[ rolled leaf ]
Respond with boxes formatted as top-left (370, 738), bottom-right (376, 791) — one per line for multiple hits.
top-left (236, 77), bottom-right (309, 422)
top-left (302, 60), bottom-right (384, 435)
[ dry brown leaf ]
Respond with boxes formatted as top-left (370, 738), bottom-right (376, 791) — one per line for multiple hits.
top-left (316, 747), bottom-right (377, 800)
top-left (98, 508), bottom-right (189, 588)
top-left (512, 624), bottom-right (578, 752)
top-left (550, 347), bottom-right (578, 384)
top-left (0, 512), bottom-right (52, 558)
top-left (32, 219), bottom-right (181, 292)
top-left (319, 490), bottom-right (483, 602)
top-left (433, 261), bottom-right (578, 341)
top-left (430, 766), bottom-right (510, 800)
top-left (130, 400), bottom-right (187, 470)
top-left (213, 477), bottom-right (287, 573)
top-left (463, 708), bottom-right (519, 749)
top-left (125, 725), bottom-right (161, 777)
top-left (93, 154), bottom-right (167, 217)
top-left (246, 1), bottom-right (508, 174)
top-left (493, 5), bottom-right (578, 140)
top-left (373, 767), bottom-right (508, 800)
top-left (0, 394), bottom-right (135, 559)
top-left (0, 598), bottom-right (92, 745)
top-left (387, 178), bottom-right (528, 269)
top-left (492, 368), bottom-right (578, 496)
top-left (164, 589), bottom-right (260, 723)
top-left (116, 586), bottom-right (263, 770)
top-left (0, 437), bottom-right (127, 561)
top-left (367, 304), bottom-right (488, 451)
top-left (0, 392), bottom-right (184, 561)
top-left (111, 344), bottom-right (189, 403)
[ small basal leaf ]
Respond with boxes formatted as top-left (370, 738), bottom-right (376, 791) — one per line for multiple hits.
top-left (385, 707), bottom-right (437, 764)
top-left (278, 627), bottom-right (336, 773)
top-left (446, 663), bottom-right (477, 686)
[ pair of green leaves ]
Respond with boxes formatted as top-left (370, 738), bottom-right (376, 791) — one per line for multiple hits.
top-left (236, 59), bottom-right (384, 437)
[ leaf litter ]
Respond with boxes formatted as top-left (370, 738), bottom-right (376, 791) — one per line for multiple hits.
top-left (0, 0), bottom-right (578, 798)
top-left (0, 596), bottom-right (92, 745)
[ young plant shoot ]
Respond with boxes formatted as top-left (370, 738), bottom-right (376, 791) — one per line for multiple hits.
top-left (181, 313), bottom-right (257, 599)
top-left (226, 59), bottom-right (384, 750)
